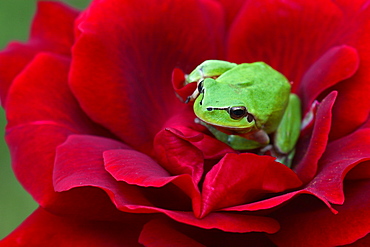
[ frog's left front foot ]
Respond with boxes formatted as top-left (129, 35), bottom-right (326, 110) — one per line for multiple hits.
top-left (259, 145), bottom-right (295, 167)
top-left (275, 150), bottom-right (296, 168)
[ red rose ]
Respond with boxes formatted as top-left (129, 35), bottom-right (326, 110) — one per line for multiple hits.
top-left (1, 0), bottom-right (370, 246)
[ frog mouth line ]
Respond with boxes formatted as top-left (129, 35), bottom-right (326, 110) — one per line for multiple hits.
top-left (197, 118), bottom-right (255, 134)
top-left (205, 106), bottom-right (229, 111)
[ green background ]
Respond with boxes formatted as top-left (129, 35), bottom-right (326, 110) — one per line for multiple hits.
top-left (0, 0), bottom-right (90, 239)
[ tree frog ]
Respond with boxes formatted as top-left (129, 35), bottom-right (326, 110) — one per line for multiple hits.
top-left (185, 60), bottom-right (301, 167)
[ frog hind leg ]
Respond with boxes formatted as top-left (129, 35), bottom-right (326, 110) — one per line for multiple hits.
top-left (273, 93), bottom-right (301, 167)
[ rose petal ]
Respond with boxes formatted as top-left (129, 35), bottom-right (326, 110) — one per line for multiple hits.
top-left (104, 149), bottom-right (185, 188)
top-left (0, 2), bottom-right (78, 105)
top-left (54, 135), bottom-right (153, 207)
top-left (201, 153), bottom-right (302, 216)
top-left (215, 0), bottom-right (249, 28)
top-left (53, 134), bottom-right (275, 232)
top-left (54, 135), bottom-right (127, 190)
top-left (270, 180), bottom-right (370, 247)
top-left (139, 219), bottom-right (206, 247)
top-left (306, 127), bottom-right (370, 205)
top-left (54, 134), bottom-right (162, 221)
top-left (0, 44), bottom-right (39, 105)
top-left (103, 203), bottom-right (280, 234)
top-left (227, 0), bottom-right (344, 84)
top-left (163, 111), bottom-right (236, 159)
top-left (6, 124), bottom-right (73, 206)
top-left (227, 0), bottom-right (370, 140)
top-left (219, 190), bottom-right (289, 211)
top-left (136, 210), bottom-right (280, 234)
top-left (345, 160), bottom-right (370, 180)
top-left (256, 121), bottom-right (370, 213)
top-left (171, 68), bottom-right (197, 102)
top-left (346, 233), bottom-right (370, 247)
top-left (29, 2), bottom-right (78, 54)
top-left (153, 128), bottom-right (204, 185)
top-left (140, 217), bottom-right (279, 246)
top-left (327, 2), bottom-right (370, 140)
top-left (220, 123), bottom-right (370, 214)
top-left (104, 148), bottom-right (202, 216)
top-left (5, 54), bottom-right (106, 208)
top-left (299, 45), bottom-right (359, 111)
top-left (0, 207), bottom-right (144, 247)
top-left (192, 134), bottom-right (237, 159)
top-left (220, 188), bottom-right (337, 214)
top-left (69, 0), bottom-right (225, 152)
top-left (293, 91), bottom-right (337, 183)
top-left (334, 0), bottom-right (370, 12)
top-left (5, 53), bottom-right (103, 134)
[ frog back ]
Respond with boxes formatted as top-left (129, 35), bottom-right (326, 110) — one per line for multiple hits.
top-left (216, 62), bottom-right (291, 133)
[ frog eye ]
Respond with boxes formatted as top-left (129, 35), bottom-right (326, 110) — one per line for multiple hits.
top-left (229, 106), bottom-right (248, 120)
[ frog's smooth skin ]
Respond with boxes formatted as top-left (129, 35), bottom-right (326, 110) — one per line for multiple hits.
top-left (185, 60), bottom-right (301, 166)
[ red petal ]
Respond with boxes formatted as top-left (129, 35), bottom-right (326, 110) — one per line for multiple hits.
top-left (0, 2), bottom-right (78, 105)
top-left (104, 149), bottom-right (192, 189)
top-left (163, 110), bottom-right (236, 159)
top-left (305, 126), bottom-right (370, 205)
top-left (299, 45), bottom-right (359, 111)
top-left (54, 134), bottom-right (153, 207)
top-left (293, 91), bottom-right (337, 183)
top-left (220, 190), bottom-right (300, 212)
top-left (5, 54), bottom-right (102, 133)
top-left (140, 218), bottom-right (279, 246)
top-left (270, 180), bottom-right (370, 246)
top-left (69, 0), bottom-right (225, 152)
top-left (100, 203), bottom-right (280, 234)
top-left (201, 153), bottom-right (302, 216)
top-left (210, 115), bottom-right (370, 213)
top-left (215, 0), bottom-right (249, 28)
top-left (103, 197), bottom-right (280, 233)
top-left (219, 123), bottom-right (370, 214)
top-left (227, 0), bottom-right (370, 140)
top-left (0, 207), bottom-right (144, 247)
top-left (227, 0), bottom-right (344, 83)
top-left (6, 124), bottom-right (73, 206)
top-left (153, 128), bottom-right (204, 185)
top-left (171, 68), bottom-right (197, 102)
top-left (5, 54), bottom-right (106, 208)
top-left (192, 133), bottom-right (236, 159)
top-left (143, 210), bottom-right (280, 234)
top-left (139, 219), bottom-right (206, 247)
top-left (104, 148), bottom-right (202, 216)
top-left (29, 2), bottom-right (78, 53)
top-left (54, 135), bottom-right (128, 190)
top-left (346, 160), bottom-right (370, 180)
top-left (327, 2), bottom-right (370, 140)
top-left (346, 233), bottom-right (370, 247)
top-left (53, 133), bottom-right (272, 233)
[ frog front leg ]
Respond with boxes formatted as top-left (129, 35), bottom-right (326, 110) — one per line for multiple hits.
top-left (273, 93), bottom-right (301, 166)
top-left (185, 60), bottom-right (237, 102)
top-left (200, 93), bottom-right (301, 167)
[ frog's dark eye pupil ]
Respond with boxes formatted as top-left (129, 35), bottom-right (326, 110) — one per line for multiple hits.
top-left (229, 106), bottom-right (247, 120)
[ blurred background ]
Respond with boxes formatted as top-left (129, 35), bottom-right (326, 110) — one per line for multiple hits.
top-left (0, 0), bottom-right (90, 239)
